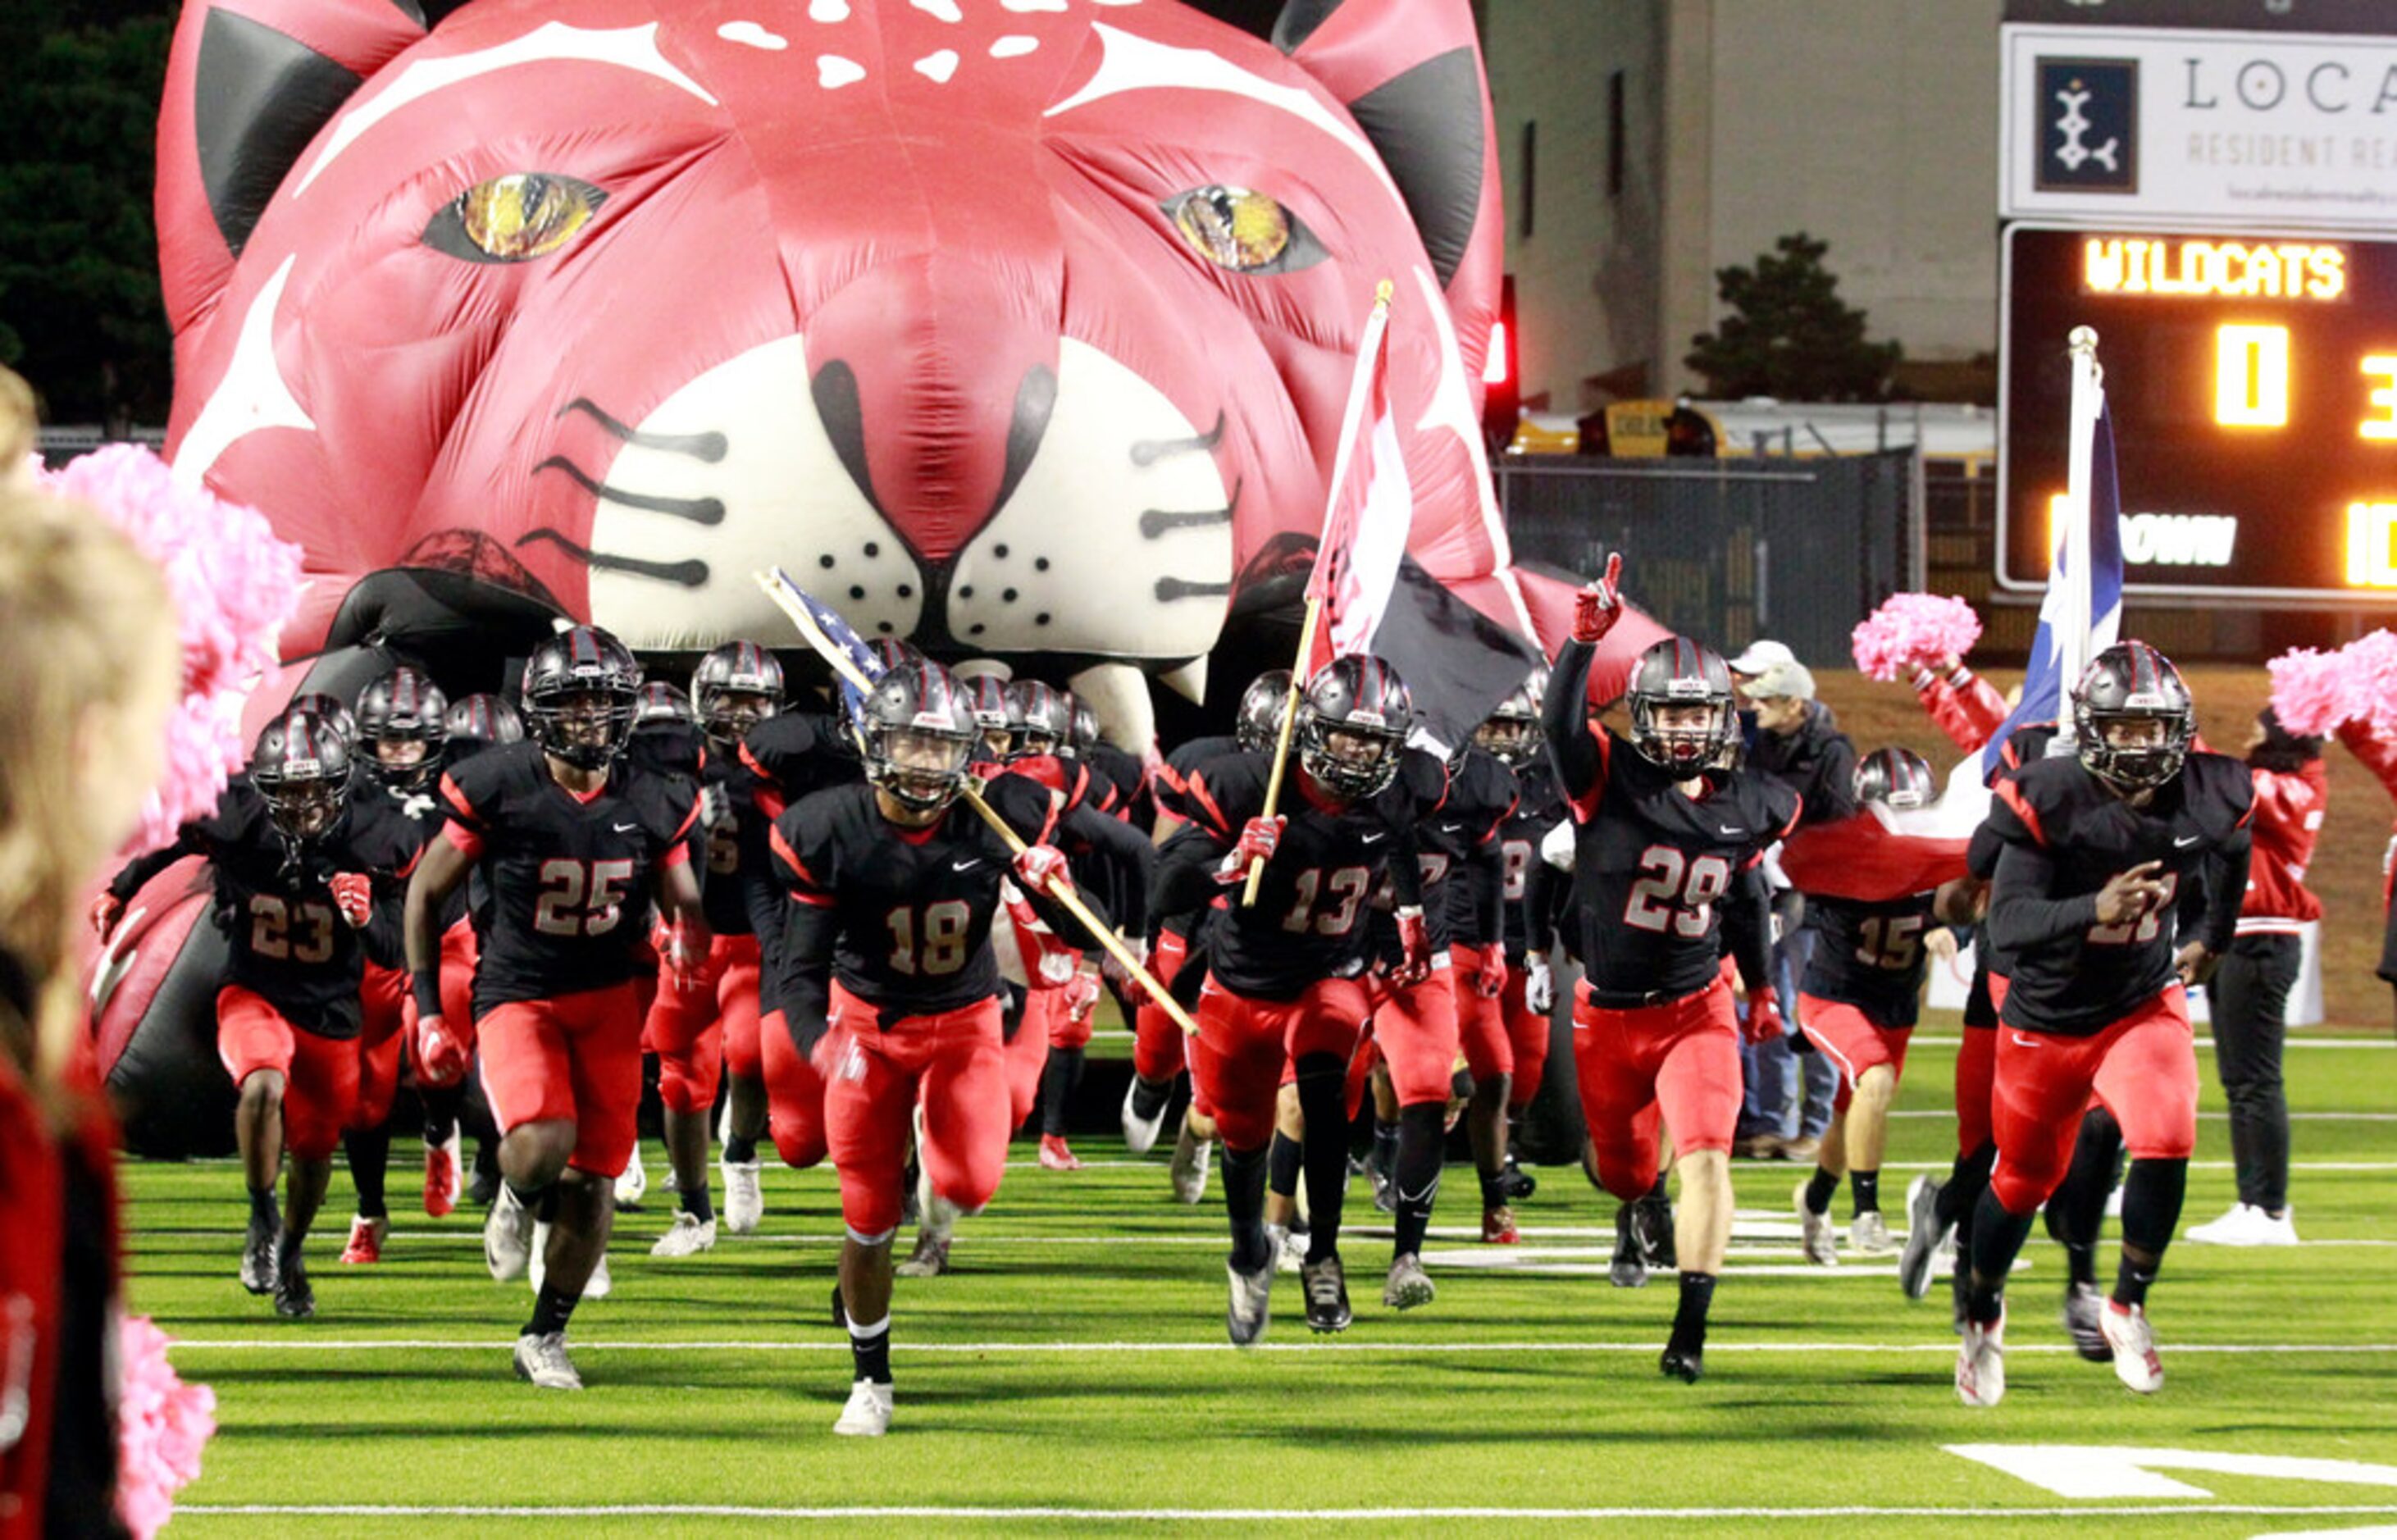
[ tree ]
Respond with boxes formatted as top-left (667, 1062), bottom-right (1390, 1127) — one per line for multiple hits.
top-left (0, 2), bottom-right (175, 430)
top-left (1684, 232), bottom-right (1902, 403)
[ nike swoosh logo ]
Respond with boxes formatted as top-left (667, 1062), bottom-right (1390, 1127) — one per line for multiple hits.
top-left (612, 822), bottom-right (640, 833)
top-left (952, 859), bottom-right (982, 873)
top-left (2174, 834), bottom-right (2201, 848)
top-left (1360, 832), bottom-right (1387, 845)
top-left (2008, 1032), bottom-right (2043, 1048)
top-left (1397, 1180), bottom-right (1441, 1205)
top-left (1438, 822), bottom-right (1464, 834)
top-left (1718, 825), bottom-right (1746, 837)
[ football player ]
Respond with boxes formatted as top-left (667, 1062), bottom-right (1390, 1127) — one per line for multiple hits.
top-left (98, 710), bottom-right (390, 1319)
top-left (1151, 656), bottom-right (1427, 1342)
top-left (403, 627), bottom-right (708, 1391)
top-left (1955, 643), bottom-right (2251, 1406)
top-left (1479, 671), bottom-right (1562, 1206)
top-left (643, 641), bottom-right (784, 1255)
top-left (1791, 749), bottom-right (1973, 1263)
top-left (767, 658), bottom-right (1118, 1435)
top-left (1543, 558), bottom-right (1798, 1383)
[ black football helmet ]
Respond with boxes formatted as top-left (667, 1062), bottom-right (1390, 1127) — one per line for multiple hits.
top-left (637, 681), bottom-right (696, 726)
top-left (1472, 665), bottom-right (1547, 768)
top-left (285, 690), bottom-right (358, 748)
top-left (961, 673), bottom-right (1014, 759)
top-left (444, 693), bottom-right (525, 751)
top-left (1236, 669), bottom-right (1292, 753)
top-left (355, 666), bottom-right (449, 792)
top-left (1007, 680), bottom-right (1072, 759)
top-left (867, 637), bottom-right (925, 676)
top-left (1067, 695), bottom-right (1100, 759)
top-left (690, 640), bottom-right (784, 746)
top-left (861, 658), bottom-right (978, 813)
top-left (2074, 640), bottom-right (2194, 791)
top-left (251, 708), bottom-right (353, 843)
top-left (1626, 638), bottom-right (1737, 774)
top-left (1297, 655), bottom-right (1411, 800)
top-left (1854, 745), bottom-right (1937, 809)
top-left (522, 626), bottom-right (640, 770)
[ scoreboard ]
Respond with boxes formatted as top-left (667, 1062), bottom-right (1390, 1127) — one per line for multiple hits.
top-left (1999, 223), bottom-right (2397, 604)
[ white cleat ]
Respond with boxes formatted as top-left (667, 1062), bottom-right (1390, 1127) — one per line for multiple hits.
top-left (832, 1378), bottom-right (894, 1437)
top-left (484, 1182), bottom-right (535, 1283)
top-left (1896, 1173), bottom-right (1947, 1301)
top-left (1956, 1310), bottom-right (2007, 1408)
top-left (1121, 1078), bottom-right (1169, 1156)
top-left (2100, 1300), bottom-right (2164, 1394)
top-left (513, 1331), bottom-right (583, 1391)
top-left (1226, 1259), bottom-right (1274, 1346)
top-left (650, 1212), bottom-right (718, 1258)
top-left (1266, 1223), bottom-right (1306, 1276)
top-left (2187, 1202), bottom-right (2299, 1246)
top-left (722, 1159), bottom-right (764, 1235)
top-left (528, 1221), bottom-right (612, 1299)
top-left (1850, 1210), bottom-right (1893, 1255)
top-left (1170, 1131), bottom-right (1213, 1205)
top-left (613, 1150), bottom-right (648, 1211)
top-left (1794, 1181), bottom-right (1839, 1267)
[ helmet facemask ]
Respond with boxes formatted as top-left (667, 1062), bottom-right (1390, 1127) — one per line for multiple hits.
top-left (1299, 713), bottom-right (1403, 800)
top-left (2076, 706), bottom-right (2192, 792)
top-left (1631, 697), bottom-right (1732, 776)
top-left (534, 686), bottom-right (636, 771)
top-left (869, 719), bottom-right (976, 813)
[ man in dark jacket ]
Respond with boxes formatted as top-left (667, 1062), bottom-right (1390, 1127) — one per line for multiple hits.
top-left (1737, 658), bottom-right (1854, 1160)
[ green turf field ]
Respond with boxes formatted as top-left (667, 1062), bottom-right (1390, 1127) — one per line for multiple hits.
top-left (126, 1025), bottom-right (2397, 1535)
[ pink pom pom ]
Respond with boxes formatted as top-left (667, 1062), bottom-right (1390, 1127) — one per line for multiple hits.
top-left (34, 446), bottom-right (303, 855)
top-left (2267, 646), bottom-right (2352, 737)
top-left (116, 1315), bottom-right (216, 1540)
top-left (2346, 630), bottom-right (2397, 740)
top-left (1851, 593), bottom-right (1983, 682)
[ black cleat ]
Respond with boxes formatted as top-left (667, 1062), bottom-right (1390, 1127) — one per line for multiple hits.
top-left (1660, 1343), bottom-right (1704, 1383)
top-left (1610, 1203), bottom-right (1648, 1289)
top-left (1498, 1155), bottom-right (1538, 1202)
top-left (467, 1157), bottom-right (500, 1210)
top-left (272, 1254), bottom-right (314, 1319)
top-left (1632, 1194), bottom-right (1677, 1269)
top-left (1302, 1255), bottom-right (1352, 1333)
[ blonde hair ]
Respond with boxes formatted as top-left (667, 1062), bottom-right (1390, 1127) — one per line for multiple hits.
top-left (0, 485), bottom-right (179, 1091)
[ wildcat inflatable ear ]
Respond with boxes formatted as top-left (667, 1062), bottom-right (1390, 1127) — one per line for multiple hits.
top-left (156, 0), bottom-right (426, 331)
top-left (1273, 0), bottom-right (1503, 390)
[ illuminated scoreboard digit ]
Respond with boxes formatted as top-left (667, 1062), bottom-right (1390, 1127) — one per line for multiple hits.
top-left (1999, 224), bottom-right (2397, 603)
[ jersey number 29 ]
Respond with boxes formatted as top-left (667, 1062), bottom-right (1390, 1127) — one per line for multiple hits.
top-left (1622, 847), bottom-right (1732, 937)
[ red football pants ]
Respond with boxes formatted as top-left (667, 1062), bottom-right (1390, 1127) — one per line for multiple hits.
top-left (353, 962), bottom-right (408, 1130)
top-left (1450, 944), bottom-right (1514, 1087)
top-left (1500, 965), bottom-right (1551, 1109)
top-left (1989, 986), bottom-right (2199, 1216)
top-left (217, 986), bottom-right (358, 1161)
top-left (643, 932), bottom-right (763, 1114)
top-left (1798, 994), bottom-right (1912, 1117)
top-left (822, 982), bottom-right (1008, 1239)
top-left (1364, 959), bottom-right (1461, 1107)
top-left (1131, 928), bottom-right (1190, 1083)
top-left (1953, 973), bottom-right (2008, 1157)
top-left (476, 981), bottom-right (645, 1179)
top-left (1192, 976), bottom-right (1369, 1150)
top-left (1006, 986), bottom-right (1056, 1131)
top-left (1572, 974), bottom-right (1743, 1203)
top-left (761, 1006), bottom-right (831, 1170)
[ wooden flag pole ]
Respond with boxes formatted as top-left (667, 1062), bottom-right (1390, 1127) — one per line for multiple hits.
top-left (1239, 594), bottom-right (1319, 909)
top-left (753, 568), bottom-right (1198, 1035)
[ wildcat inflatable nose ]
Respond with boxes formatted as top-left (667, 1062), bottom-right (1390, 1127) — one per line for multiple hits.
top-left (801, 253), bottom-right (1062, 569)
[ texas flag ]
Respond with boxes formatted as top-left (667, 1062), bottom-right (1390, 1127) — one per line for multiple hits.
top-left (1780, 337), bottom-right (2125, 900)
top-left (1305, 286), bottom-right (1539, 755)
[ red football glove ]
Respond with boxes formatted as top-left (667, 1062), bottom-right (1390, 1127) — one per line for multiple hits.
top-left (1571, 552), bottom-right (1625, 645)
top-left (1743, 994), bottom-right (1786, 1046)
top-left (415, 1013), bottom-right (471, 1087)
top-left (330, 873), bottom-right (373, 930)
top-left (1473, 945), bottom-right (1508, 1001)
top-left (1064, 969), bottom-right (1103, 1026)
top-left (90, 892), bottom-right (125, 939)
top-left (1219, 815), bottom-right (1285, 882)
top-left (1014, 843), bottom-right (1071, 891)
top-left (1392, 906), bottom-right (1432, 986)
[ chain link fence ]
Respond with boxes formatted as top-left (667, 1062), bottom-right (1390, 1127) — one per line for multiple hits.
top-left (1496, 449), bottom-right (1923, 667)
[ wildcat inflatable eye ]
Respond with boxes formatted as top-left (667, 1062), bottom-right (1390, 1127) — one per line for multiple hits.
top-left (1164, 185), bottom-right (1326, 276)
top-left (424, 173), bottom-right (605, 263)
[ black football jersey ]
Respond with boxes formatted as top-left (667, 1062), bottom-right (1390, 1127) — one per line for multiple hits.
top-left (1167, 749), bottom-right (1419, 1001)
top-left (166, 784), bottom-right (390, 1037)
top-left (1800, 891), bottom-right (1939, 1028)
top-left (771, 772), bottom-right (1062, 1020)
top-left (1153, 735), bottom-right (1244, 824)
top-left (350, 782), bottom-right (442, 971)
top-left (1425, 745), bottom-right (1520, 950)
top-left (740, 709), bottom-right (864, 820)
top-left (439, 742), bottom-right (700, 1016)
top-left (694, 750), bottom-right (764, 938)
top-left (1984, 751), bottom-right (2253, 1035)
top-left (1562, 727), bottom-right (1800, 1000)
top-left (1498, 759), bottom-right (1568, 960)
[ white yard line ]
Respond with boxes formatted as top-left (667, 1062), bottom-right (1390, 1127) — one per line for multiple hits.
top-left (168, 1502), bottom-right (2397, 1521)
top-left (162, 1337), bottom-right (2397, 1355)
